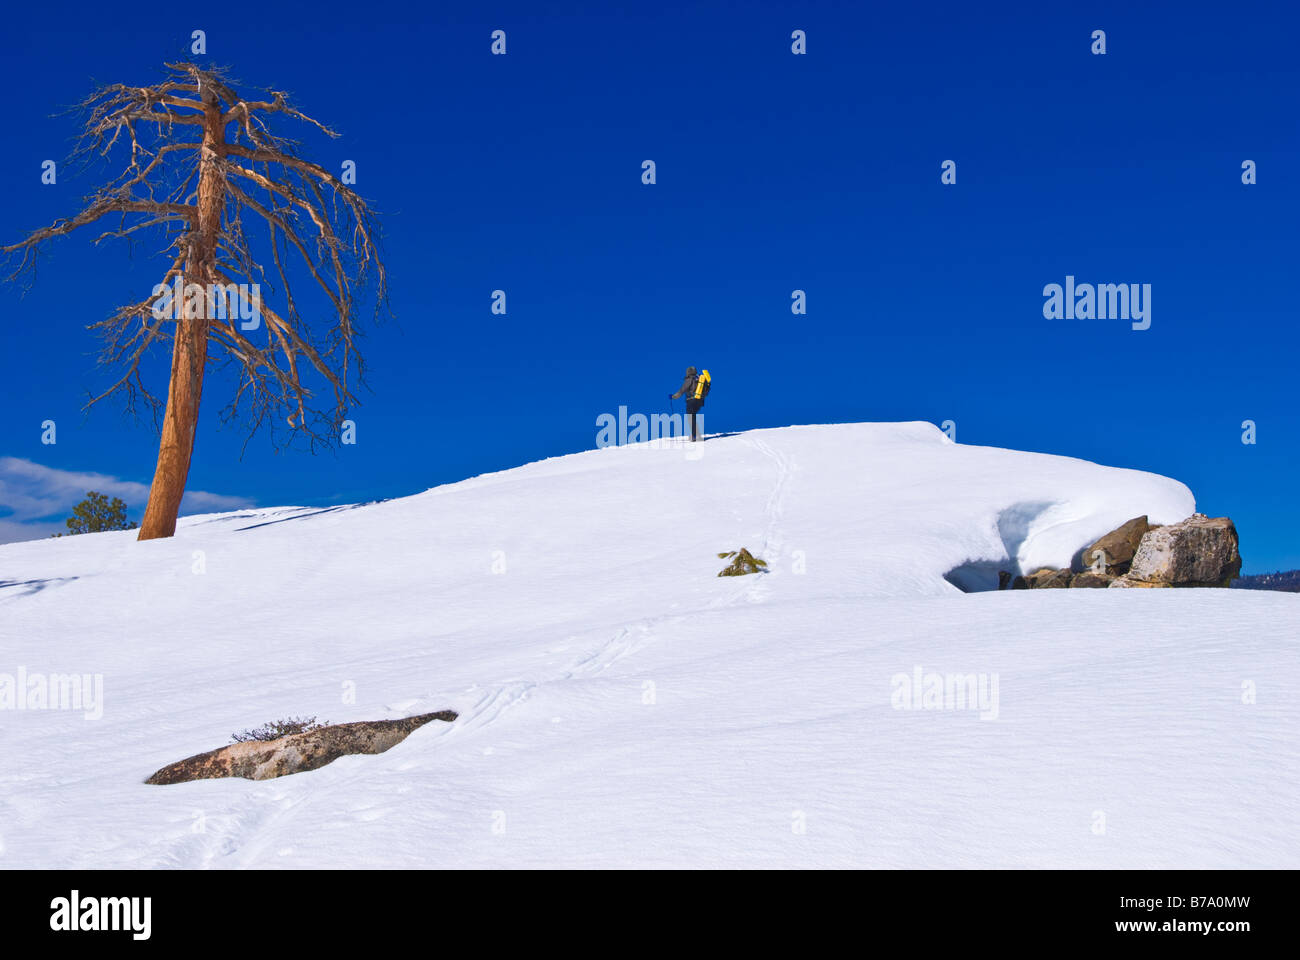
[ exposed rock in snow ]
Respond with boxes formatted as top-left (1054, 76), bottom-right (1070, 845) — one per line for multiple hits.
top-left (1070, 571), bottom-right (1116, 588)
top-left (1109, 576), bottom-right (1170, 589)
top-left (1016, 567), bottom-right (1072, 589)
top-left (1120, 514), bottom-right (1242, 588)
top-left (1078, 515), bottom-right (1150, 575)
top-left (145, 712), bottom-right (458, 784)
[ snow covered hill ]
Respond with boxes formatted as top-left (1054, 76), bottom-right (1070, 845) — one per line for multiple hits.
top-left (2, 422), bottom-right (1296, 867)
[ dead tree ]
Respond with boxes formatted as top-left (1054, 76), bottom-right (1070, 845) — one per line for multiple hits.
top-left (3, 62), bottom-right (387, 540)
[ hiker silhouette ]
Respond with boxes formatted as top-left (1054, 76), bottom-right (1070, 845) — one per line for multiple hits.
top-left (670, 366), bottom-right (710, 441)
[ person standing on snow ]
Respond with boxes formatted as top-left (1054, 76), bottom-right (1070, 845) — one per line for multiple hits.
top-left (670, 365), bottom-right (710, 442)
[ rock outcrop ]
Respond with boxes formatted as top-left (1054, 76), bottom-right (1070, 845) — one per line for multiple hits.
top-left (1108, 577), bottom-right (1170, 589)
top-left (951, 514), bottom-right (1239, 594)
top-left (1078, 516), bottom-right (1149, 575)
top-left (1070, 571), bottom-right (1115, 588)
top-left (145, 710), bottom-right (458, 784)
top-left (1111, 514), bottom-right (1241, 588)
top-left (1013, 567), bottom-right (1072, 589)
top-left (999, 514), bottom-right (1240, 591)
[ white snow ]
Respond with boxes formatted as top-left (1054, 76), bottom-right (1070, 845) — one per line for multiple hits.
top-left (1, 421), bottom-right (1296, 867)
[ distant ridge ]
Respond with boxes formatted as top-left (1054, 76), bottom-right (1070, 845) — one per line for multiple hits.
top-left (1232, 570), bottom-right (1300, 593)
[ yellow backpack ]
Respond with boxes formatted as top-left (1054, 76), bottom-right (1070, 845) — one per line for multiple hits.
top-left (693, 369), bottom-right (711, 400)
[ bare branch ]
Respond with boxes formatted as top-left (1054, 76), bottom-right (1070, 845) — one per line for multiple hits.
top-left (3, 62), bottom-right (388, 459)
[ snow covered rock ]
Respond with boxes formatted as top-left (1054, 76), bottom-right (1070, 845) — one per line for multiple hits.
top-left (1121, 514), bottom-right (1241, 587)
top-left (145, 711), bottom-right (458, 784)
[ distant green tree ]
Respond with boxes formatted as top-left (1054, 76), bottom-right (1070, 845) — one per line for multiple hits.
top-left (53, 491), bottom-right (138, 536)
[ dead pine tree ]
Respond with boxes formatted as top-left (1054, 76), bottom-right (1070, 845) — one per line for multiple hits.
top-left (3, 62), bottom-right (387, 540)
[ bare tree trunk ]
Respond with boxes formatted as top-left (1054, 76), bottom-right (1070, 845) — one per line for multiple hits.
top-left (137, 91), bottom-right (225, 541)
top-left (7, 65), bottom-right (387, 540)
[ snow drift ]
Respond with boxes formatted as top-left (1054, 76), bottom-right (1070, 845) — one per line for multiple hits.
top-left (1, 422), bottom-right (1296, 868)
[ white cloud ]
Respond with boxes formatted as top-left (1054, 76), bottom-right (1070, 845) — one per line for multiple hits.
top-left (0, 457), bottom-right (252, 544)
top-left (0, 518), bottom-right (65, 544)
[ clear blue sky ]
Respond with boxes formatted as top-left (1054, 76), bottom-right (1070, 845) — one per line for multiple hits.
top-left (1, 0), bottom-right (1296, 572)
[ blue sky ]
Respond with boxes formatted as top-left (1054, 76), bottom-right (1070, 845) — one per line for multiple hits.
top-left (1, 0), bottom-right (1296, 572)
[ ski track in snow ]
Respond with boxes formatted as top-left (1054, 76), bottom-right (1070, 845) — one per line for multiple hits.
top-left (746, 434), bottom-right (793, 561)
top-left (705, 434), bottom-right (794, 608)
top-left (449, 621), bottom-right (657, 738)
top-left (488, 433), bottom-right (798, 647)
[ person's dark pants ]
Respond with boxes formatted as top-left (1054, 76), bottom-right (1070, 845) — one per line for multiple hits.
top-left (685, 398), bottom-right (704, 441)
